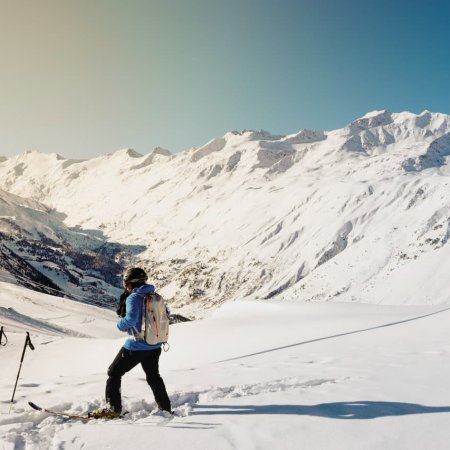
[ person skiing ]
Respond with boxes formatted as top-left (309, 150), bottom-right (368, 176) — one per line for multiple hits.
top-left (91, 267), bottom-right (172, 419)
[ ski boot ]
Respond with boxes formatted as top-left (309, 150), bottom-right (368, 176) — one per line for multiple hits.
top-left (88, 407), bottom-right (121, 419)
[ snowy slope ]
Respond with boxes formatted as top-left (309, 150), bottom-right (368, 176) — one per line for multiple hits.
top-left (1, 283), bottom-right (450, 449)
top-left (0, 188), bottom-right (99, 246)
top-left (0, 282), bottom-right (116, 338)
top-left (0, 188), bottom-right (132, 304)
top-left (0, 111), bottom-right (449, 315)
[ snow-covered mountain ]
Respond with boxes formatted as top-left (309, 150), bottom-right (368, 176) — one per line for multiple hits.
top-left (1, 110), bottom-right (449, 315)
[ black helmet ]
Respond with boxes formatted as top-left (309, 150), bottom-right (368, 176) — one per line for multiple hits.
top-left (123, 267), bottom-right (148, 284)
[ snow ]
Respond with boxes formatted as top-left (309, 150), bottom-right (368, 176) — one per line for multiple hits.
top-left (0, 283), bottom-right (450, 450)
top-left (1, 282), bottom-right (450, 449)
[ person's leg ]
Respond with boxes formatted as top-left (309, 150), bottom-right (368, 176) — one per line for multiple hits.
top-left (140, 348), bottom-right (172, 412)
top-left (106, 348), bottom-right (140, 412)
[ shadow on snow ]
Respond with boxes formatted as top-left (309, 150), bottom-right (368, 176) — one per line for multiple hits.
top-left (191, 401), bottom-right (450, 420)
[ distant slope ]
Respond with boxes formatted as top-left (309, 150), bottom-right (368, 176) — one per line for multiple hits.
top-left (0, 189), bottom-right (140, 305)
top-left (0, 243), bottom-right (63, 296)
top-left (0, 110), bottom-right (449, 314)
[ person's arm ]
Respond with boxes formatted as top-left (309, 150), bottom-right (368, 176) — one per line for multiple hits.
top-left (117, 293), bottom-right (140, 331)
top-left (116, 290), bottom-right (129, 317)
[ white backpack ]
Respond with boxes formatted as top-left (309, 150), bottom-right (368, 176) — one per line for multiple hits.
top-left (141, 293), bottom-right (170, 346)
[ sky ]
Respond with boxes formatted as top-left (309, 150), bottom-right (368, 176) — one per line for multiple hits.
top-left (0, 0), bottom-right (449, 159)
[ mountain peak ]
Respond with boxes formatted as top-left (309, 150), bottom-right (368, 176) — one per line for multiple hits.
top-left (125, 149), bottom-right (142, 158)
top-left (360, 110), bottom-right (389, 119)
top-left (151, 147), bottom-right (172, 157)
top-left (247, 130), bottom-right (284, 141)
top-left (348, 110), bottom-right (393, 131)
top-left (18, 149), bottom-right (66, 161)
top-left (106, 148), bottom-right (143, 158)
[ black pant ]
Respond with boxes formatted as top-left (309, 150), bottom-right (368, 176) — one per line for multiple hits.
top-left (106, 347), bottom-right (171, 413)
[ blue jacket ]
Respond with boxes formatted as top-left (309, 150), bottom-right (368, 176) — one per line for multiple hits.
top-left (117, 284), bottom-right (161, 351)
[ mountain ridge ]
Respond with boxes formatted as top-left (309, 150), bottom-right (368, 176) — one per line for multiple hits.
top-left (0, 110), bottom-right (449, 316)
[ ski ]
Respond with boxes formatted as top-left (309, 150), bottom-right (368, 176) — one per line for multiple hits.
top-left (28, 401), bottom-right (128, 421)
top-left (28, 401), bottom-right (93, 421)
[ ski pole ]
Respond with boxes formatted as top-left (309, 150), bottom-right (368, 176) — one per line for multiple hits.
top-left (0, 326), bottom-right (7, 346)
top-left (9, 332), bottom-right (35, 413)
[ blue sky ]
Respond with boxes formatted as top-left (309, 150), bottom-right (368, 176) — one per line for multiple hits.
top-left (1, 0), bottom-right (449, 158)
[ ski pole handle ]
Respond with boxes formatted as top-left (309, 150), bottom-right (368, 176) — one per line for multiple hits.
top-left (19, 332), bottom-right (34, 363)
top-left (26, 332), bottom-right (35, 351)
top-left (0, 326), bottom-right (7, 346)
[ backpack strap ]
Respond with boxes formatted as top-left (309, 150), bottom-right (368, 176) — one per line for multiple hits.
top-left (130, 293), bottom-right (149, 341)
